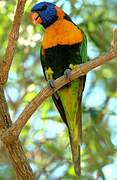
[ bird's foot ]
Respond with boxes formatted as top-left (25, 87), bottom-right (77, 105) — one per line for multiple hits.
top-left (64, 69), bottom-right (71, 81)
top-left (48, 79), bottom-right (55, 89)
top-left (48, 80), bottom-right (59, 99)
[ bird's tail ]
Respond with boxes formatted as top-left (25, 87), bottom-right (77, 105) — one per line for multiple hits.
top-left (57, 78), bottom-right (84, 176)
top-left (70, 138), bottom-right (81, 176)
top-left (67, 102), bottom-right (82, 176)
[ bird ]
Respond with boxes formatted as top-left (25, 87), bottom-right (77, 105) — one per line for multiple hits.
top-left (31, 1), bottom-right (87, 176)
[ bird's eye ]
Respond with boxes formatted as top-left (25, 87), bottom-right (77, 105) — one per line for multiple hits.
top-left (39, 5), bottom-right (48, 11)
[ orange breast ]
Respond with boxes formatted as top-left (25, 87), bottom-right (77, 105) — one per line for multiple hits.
top-left (42, 19), bottom-right (83, 49)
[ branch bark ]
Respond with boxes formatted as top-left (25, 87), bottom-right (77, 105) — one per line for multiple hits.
top-left (0, 0), bottom-right (27, 85)
top-left (0, 0), bottom-right (34, 179)
top-left (0, 87), bottom-right (34, 180)
top-left (2, 29), bottom-right (117, 144)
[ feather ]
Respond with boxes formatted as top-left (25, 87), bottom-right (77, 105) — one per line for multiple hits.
top-left (31, 2), bottom-right (88, 175)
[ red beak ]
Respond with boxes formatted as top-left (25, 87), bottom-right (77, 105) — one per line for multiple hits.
top-left (30, 12), bottom-right (42, 24)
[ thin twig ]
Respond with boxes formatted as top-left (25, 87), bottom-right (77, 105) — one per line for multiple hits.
top-left (2, 28), bottom-right (117, 143)
top-left (0, 0), bottom-right (27, 85)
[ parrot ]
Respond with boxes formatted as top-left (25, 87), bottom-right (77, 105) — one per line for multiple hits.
top-left (31, 2), bottom-right (87, 176)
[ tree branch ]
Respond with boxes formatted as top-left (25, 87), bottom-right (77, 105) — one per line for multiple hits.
top-left (2, 29), bottom-right (117, 144)
top-left (0, 0), bottom-right (27, 85)
top-left (0, 87), bottom-right (34, 180)
top-left (0, 1), bottom-right (35, 179)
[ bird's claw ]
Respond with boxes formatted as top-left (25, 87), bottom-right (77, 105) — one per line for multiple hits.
top-left (48, 80), bottom-right (59, 99)
top-left (48, 79), bottom-right (55, 89)
top-left (64, 69), bottom-right (71, 81)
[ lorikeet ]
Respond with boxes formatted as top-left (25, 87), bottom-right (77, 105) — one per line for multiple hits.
top-left (31, 2), bottom-right (87, 176)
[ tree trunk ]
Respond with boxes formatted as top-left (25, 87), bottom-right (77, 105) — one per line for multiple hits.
top-left (0, 87), bottom-right (34, 180)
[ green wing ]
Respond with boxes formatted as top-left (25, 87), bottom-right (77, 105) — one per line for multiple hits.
top-left (80, 32), bottom-right (88, 63)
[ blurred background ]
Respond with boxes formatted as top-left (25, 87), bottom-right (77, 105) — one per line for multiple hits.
top-left (0, 0), bottom-right (117, 179)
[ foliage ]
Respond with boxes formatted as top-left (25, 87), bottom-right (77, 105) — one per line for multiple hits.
top-left (0, 0), bottom-right (117, 179)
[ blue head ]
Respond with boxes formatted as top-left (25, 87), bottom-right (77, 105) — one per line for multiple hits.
top-left (31, 2), bottom-right (65, 28)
